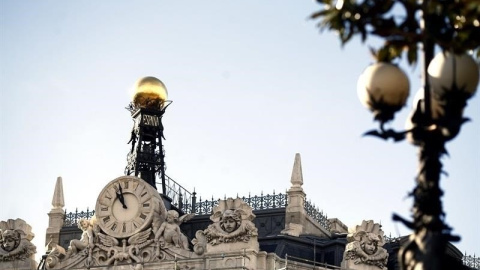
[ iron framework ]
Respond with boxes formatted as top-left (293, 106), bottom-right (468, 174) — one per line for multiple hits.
top-left (125, 102), bottom-right (171, 192)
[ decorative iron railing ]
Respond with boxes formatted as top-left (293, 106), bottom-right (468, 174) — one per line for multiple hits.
top-left (193, 196), bottom-right (219, 215)
top-left (159, 174), bottom-right (193, 213)
top-left (63, 208), bottom-right (95, 227)
top-left (192, 191), bottom-right (288, 215)
top-left (463, 253), bottom-right (480, 269)
top-left (304, 198), bottom-right (331, 231)
top-left (64, 191), bottom-right (336, 233)
top-left (240, 191), bottom-right (288, 211)
top-left (383, 234), bottom-right (402, 243)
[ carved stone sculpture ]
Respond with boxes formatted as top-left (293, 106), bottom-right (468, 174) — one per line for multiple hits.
top-left (193, 198), bottom-right (259, 254)
top-left (65, 218), bottom-right (94, 258)
top-left (341, 220), bottom-right (389, 270)
top-left (154, 210), bottom-right (194, 250)
top-left (0, 218), bottom-right (37, 270)
top-left (45, 182), bottom-right (200, 269)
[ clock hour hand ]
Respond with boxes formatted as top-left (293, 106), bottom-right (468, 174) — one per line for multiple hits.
top-left (116, 184), bottom-right (128, 209)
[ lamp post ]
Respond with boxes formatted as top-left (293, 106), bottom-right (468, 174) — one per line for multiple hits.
top-left (311, 1), bottom-right (479, 269)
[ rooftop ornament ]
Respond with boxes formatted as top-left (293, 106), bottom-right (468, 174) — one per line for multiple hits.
top-left (125, 76), bottom-right (172, 192)
top-left (311, 0), bottom-right (479, 269)
top-left (129, 76), bottom-right (171, 112)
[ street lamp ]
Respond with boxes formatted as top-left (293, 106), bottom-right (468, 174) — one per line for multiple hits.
top-left (311, 1), bottom-right (479, 269)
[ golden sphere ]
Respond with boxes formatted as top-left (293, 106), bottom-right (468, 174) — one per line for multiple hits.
top-left (132, 76), bottom-right (168, 108)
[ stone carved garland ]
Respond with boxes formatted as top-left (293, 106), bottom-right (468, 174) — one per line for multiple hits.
top-left (0, 218), bottom-right (37, 262)
top-left (193, 198), bottom-right (258, 255)
top-left (342, 220), bottom-right (388, 270)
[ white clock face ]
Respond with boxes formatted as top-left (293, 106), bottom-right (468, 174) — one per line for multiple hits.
top-left (95, 176), bottom-right (161, 238)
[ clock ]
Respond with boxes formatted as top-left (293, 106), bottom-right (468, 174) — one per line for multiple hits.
top-left (95, 176), bottom-right (164, 238)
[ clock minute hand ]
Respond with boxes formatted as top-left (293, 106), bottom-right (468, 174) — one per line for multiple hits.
top-left (116, 184), bottom-right (128, 209)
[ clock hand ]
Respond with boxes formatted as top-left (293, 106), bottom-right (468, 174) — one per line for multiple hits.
top-left (116, 184), bottom-right (128, 209)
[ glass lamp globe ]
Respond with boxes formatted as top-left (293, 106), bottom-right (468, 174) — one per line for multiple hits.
top-left (132, 76), bottom-right (168, 109)
top-left (357, 62), bottom-right (410, 122)
top-left (428, 52), bottom-right (479, 98)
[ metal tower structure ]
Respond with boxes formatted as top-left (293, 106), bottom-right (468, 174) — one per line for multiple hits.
top-left (125, 76), bottom-right (171, 194)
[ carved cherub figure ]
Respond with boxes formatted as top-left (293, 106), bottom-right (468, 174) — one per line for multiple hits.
top-left (220, 210), bottom-right (241, 233)
top-left (356, 232), bottom-right (388, 263)
top-left (192, 198), bottom-right (259, 254)
top-left (0, 219), bottom-right (36, 261)
top-left (154, 210), bottom-right (194, 249)
top-left (0, 230), bottom-right (19, 252)
top-left (343, 220), bottom-right (388, 270)
top-left (203, 207), bottom-right (258, 245)
top-left (204, 208), bottom-right (256, 245)
top-left (66, 218), bottom-right (94, 257)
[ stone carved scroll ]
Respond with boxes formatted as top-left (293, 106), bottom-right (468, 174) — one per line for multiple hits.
top-left (342, 220), bottom-right (389, 270)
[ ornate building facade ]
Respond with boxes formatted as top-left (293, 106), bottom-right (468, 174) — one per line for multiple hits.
top-left (33, 154), bottom-right (468, 270)
top-left (1, 77), bottom-right (477, 270)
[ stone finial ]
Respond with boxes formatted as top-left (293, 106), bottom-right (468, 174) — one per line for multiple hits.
top-left (51, 177), bottom-right (65, 209)
top-left (290, 153), bottom-right (303, 188)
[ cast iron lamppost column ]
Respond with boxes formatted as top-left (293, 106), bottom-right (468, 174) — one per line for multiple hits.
top-left (125, 76), bottom-right (172, 194)
top-left (311, 1), bottom-right (479, 269)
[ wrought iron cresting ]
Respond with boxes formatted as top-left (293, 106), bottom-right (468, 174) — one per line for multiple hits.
top-left (63, 208), bottom-right (95, 227)
top-left (193, 191), bottom-right (288, 215)
top-left (304, 198), bottom-right (331, 231)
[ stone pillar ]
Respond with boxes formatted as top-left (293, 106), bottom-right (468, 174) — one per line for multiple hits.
top-left (282, 153), bottom-right (307, 237)
top-left (45, 177), bottom-right (65, 249)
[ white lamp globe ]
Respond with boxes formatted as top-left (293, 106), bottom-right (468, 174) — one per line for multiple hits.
top-left (427, 52), bottom-right (479, 98)
top-left (357, 62), bottom-right (410, 122)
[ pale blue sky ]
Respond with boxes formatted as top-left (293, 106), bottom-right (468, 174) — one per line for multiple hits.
top-left (1, 0), bottom-right (478, 260)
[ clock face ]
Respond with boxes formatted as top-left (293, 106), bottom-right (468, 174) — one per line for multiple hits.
top-left (95, 176), bottom-right (162, 238)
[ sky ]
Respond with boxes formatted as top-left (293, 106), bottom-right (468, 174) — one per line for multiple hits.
top-left (1, 0), bottom-right (478, 262)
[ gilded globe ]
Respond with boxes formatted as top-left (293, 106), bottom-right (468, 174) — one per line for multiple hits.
top-left (132, 76), bottom-right (168, 109)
